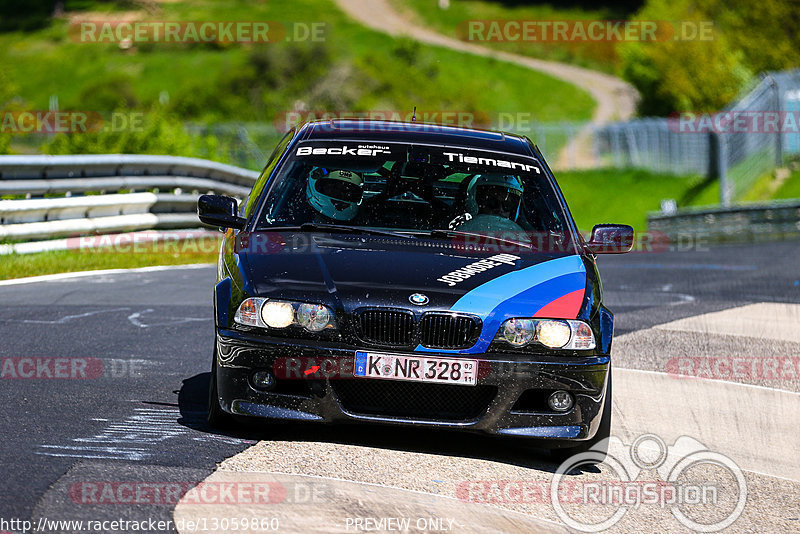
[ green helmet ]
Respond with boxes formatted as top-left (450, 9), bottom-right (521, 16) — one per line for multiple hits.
top-left (466, 174), bottom-right (524, 219)
top-left (306, 169), bottom-right (364, 221)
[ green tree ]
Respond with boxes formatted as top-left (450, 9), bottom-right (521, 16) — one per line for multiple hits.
top-left (44, 107), bottom-right (221, 159)
top-left (702, 0), bottom-right (800, 73)
top-left (620, 0), bottom-right (752, 114)
top-left (0, 69), bottom-right (18, 154)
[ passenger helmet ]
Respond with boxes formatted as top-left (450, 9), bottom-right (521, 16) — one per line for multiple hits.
top-left (466, 174), bottom-right (524, 219)
top-left (306, 169), bottom-right (364, 221)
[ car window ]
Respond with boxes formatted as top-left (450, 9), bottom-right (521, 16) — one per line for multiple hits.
top-left (255, 141), bottom-right (575, 250)
top-left (243, 129), bottom-right (294, 219)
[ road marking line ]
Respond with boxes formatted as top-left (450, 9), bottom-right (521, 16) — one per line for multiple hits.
top-left (613, 367), bottom-right (800, 482)
top-left (20, 307), bottom-right (130, 324)
top-left (653, 302), bottom-right (800, 343)
top-left (127, 308), bottom-right (209, 328)
top-left (0, 263), bottom-right (214, 287)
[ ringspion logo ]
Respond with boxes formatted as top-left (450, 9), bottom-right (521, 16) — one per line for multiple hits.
top-left (551, 434), bottom-right (746, 532)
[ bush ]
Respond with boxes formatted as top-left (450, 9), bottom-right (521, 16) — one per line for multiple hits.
top-left (76, 73), bottom-right (140, 111)
top-left (43, 107), bottom-right (221, 159)
top-left (620, 0), bottom-right (799, 115)
top-left (619, 0), bottom-right (751, 114)
top-left (0, 70), bottom-right (18, 154)
top-left (702, 0), bottom-right (800, 74)
top-left (169, 42), bottom-right (353, 121)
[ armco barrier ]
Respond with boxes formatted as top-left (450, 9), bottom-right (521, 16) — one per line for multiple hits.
top-left (0, 154), bottom-right (260, 251)
top-left (648, 200), bottom-right (800, 244)
top-left (0, 154), bottom-right (259, 183)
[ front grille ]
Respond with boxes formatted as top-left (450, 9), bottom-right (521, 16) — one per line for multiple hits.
top-left (333, 380), bottom-right (496, 421)
top-left (419, 313), bottom-right (480, 349)
top-left (357, 309), bottom-right (415, 346)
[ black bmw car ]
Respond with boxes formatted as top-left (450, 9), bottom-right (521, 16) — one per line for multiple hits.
top-left (198, 119), bottom-right (632, 461)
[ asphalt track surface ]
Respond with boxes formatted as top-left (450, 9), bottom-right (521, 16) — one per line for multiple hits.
top-left (0, 240), bottom-right (798, 532)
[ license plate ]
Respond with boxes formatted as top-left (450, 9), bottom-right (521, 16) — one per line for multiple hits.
top-left (354, 351), bottom-right (478, 386)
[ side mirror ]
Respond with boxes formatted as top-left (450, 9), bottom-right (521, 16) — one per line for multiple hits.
top-left (197, 194), bottom-right (246, 230)
top-left (585, 224), bottom-right (634, 254)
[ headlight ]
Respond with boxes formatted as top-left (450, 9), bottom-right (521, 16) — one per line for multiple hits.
top-left (496, 318), bottom-right (596, 350)
top-left (261, 301), bottom-right (295, 328)
top-left (537, 320), bottom-right (571, 348)
top-left (296, 303), bottom-right (334, 332)
top-left (234, 298), bottom-right (336, 332)
top-left (501, 318), bottom-right (535, 346)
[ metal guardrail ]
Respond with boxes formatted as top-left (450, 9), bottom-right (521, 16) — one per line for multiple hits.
top-left (0, 193), bottom-right (200, 240)
top-left (648, 200), bottom-right (800, 244)
top-left (596, 69), bottom-right (800, 206)
top-left (0, 176), bottom-right (251, 198)
top-left (0, 154), bottom-right (259, 252)
top-left (0, 154), bottom-right (259, 183)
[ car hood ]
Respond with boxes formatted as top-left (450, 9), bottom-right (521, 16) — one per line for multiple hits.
top-left (241, 233), bottom-right (587, 323)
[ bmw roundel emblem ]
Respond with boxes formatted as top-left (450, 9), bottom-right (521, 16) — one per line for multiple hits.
top-left (409, 293), bottom-right (429, 306)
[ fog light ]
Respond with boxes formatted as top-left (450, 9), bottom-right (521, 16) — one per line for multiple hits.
top-left (548, 390), bottom-right (574, 412)
top-left (251, 370), bottom-right (275, 391)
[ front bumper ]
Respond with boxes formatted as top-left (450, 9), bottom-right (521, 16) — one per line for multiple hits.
top-left (215, 328), bottom-right (610, 443)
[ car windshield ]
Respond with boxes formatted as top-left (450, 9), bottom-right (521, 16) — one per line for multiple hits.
top-left (255, 141), bottom-right (577, 251)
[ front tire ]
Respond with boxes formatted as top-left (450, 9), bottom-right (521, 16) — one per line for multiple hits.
top-left (207, 346), bottom-right (233, 428)
top-left (550, 369), bottom-right (612, 465)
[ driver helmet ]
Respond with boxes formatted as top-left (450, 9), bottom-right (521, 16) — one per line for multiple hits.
top-left (466, 174), bottom-right (524, 219)
top-left (306, 169), bottom-right (364, 221)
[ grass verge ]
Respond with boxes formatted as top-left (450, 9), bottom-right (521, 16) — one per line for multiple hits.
top-left (556, 168), bottom-right (718, 231)
top-left (0, 237), bottom-right (220, 281)
top-left (391, 0), bottom-right (629, 74)
top-left (0, 0), bottom-right (595, 128)
top-left (772, 167), bottom-right (800, 200)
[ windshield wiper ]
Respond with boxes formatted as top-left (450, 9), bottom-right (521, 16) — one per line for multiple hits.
top-left (422, 229), bottom-right (534, 250)
top-left (260, 223), bottom-right (418, 239)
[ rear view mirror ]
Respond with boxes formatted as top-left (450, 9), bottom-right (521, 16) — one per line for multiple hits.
top-left (197, 194), bottom-right (246, 230)
top-left (585, 224), bottom-right (634, 254)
